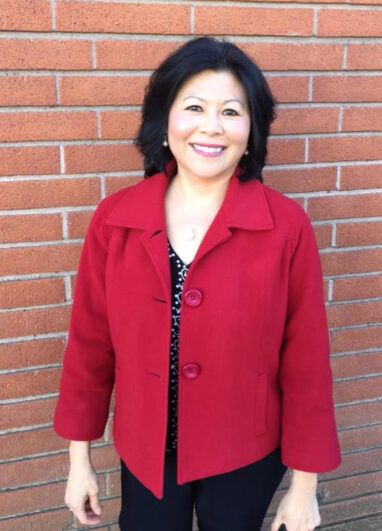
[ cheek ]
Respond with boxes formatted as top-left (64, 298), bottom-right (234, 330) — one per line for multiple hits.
top-left (168, 111), bottom-right (198, 139)
top-left (226, 120), bottom-right (251, 144)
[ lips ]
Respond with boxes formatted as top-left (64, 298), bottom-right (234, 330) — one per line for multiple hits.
top-left (191, 143), bottom-right (226, 149)
top-left (190, 143), bottom-right (226, 156)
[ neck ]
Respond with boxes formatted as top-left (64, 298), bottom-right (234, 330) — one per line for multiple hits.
top-left (170, 169), bottom-right (233, 208)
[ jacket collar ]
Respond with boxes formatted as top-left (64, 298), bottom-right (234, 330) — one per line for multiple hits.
top-left (106, 159), bottom-right (275, 234)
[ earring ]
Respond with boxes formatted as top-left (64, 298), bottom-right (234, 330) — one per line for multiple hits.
top-left (244, 148), bottom-right (249, 156)
top-left (163, 133), bottom-right (168, 147)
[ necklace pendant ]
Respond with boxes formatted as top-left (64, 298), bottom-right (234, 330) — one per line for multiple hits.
top-left (185, 227), bottom-right (196, 240)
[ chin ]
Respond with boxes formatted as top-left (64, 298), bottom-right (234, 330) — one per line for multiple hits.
top-left (187, 160), bottom-right (232, 174)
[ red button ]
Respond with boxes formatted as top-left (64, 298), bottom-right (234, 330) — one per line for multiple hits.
top-left (184, 289), bottom-right (203, 307)
top-left (182, 363), bottom-right (201, 379)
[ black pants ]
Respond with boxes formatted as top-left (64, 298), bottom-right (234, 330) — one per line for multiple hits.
top-left (118, 447), bottom-right (287, 531)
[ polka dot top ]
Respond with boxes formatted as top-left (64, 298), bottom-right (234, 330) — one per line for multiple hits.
top-left (165, 238), bottom-right (193, 452)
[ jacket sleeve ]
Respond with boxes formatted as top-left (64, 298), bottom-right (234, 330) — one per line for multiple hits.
top-left (53, 198), bottom-right (115, 441)
top-left (279, 209), bottom-right (341, 472)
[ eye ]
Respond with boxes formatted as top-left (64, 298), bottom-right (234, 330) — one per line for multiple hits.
top-left (185, 105), bottom-right (202, 111)
top-left (223, 109), bottom-right (239, 116)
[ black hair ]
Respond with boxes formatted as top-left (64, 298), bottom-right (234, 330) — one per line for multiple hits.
top-left (134, 36), bottom-right (277, 182)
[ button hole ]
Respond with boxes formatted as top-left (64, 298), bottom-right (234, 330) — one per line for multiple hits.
top-left (146, 370), bottom-right (161, 378)
top-left (152, 296), bottom-right (167, 303)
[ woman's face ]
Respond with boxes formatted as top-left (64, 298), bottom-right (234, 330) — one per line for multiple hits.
top-left (167, 69), bottom-right (251, 182)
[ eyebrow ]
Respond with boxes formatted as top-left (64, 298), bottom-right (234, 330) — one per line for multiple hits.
top-left (183, 95), bottom-right (245, 107)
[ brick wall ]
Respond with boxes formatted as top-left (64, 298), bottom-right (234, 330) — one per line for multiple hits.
top-left (0, 1), bottom-right (381, 529)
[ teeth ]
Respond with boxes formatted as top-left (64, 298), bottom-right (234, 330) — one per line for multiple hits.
top-left (192, 144), bottom-right (224, 153)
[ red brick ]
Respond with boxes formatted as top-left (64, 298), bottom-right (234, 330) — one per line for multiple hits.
top-left (240, 42), bottom-right (343, 71)
top-left (313, 76), bottom-right (382, 103)
top-left (0, 508), bottom-right (71, 530)
top-left (0, 111), bottom-right (97, 142)
top-left (314, 223), bottom-right (332, 249)
top-left (351, 0), bottom-right (382, 3)
top-left (308, 192), bottom-right (382, 221)
top-left (0, 39), bottom-right (92, 70)
top-left (332, 352), bottom-right (382, 380)
top-left (333, 275), bottom-right (382, 301)
top-left (195, 6), bottom-right (313, 36)
top-left (336, 220), bottom-right (382, 247)
top-left (268, 76), bottom-right (310, 103)
top-left (263, 166), bottom-right (337, 193)
top-left (100, 111), bottom-right (141, 140)
top-left (0, 278), bottom-right (65, 309)
top-left (334, 376), bottom-right (382, 404)
top-left (328, 300), bottom-right (382, 327)
top-left (347, 44), bottom-right (382, 70)
top-left (57, 1), bottom-right (189, 34)
top-left (0, 306), bottom-right (70, 340)
top-left (0, 244), bottom-right (81, 276)
top-left (189, 0), bottom-right (382, 4)
top-left (0, 339), bottom-right (65, 371)
top-left (60, 76), bottom-right (147, 106)
top-left (0, 0), bottom-right (51, 31)
top-left (0, 450), bottom-right (69, 488)
top-left (0, 178), bottom-right (100, 210)
top-left (105, 176), bottom-right (143, 196)
top-left (335, 448), bottom-right (382, 481)
top-left (0, 480), bottom-right (68, 517)
top-left (309, 136), bottom-right (382, 163)
top-left (328, 514), bottom-right (382, 530)
top-left (321, 469), bottom-right (382, 502)
top-left (0, 427), bottom-right (67, 461)
top-left (207, 0), bottom-right (350, 2)
top-left (331, 325), bottom-right (382, 353)
top-left (108, 470), bottom-right (121, 497)
top-left (2, 397), bottom-right (58, 430)
top-left (0, 76), bottom-right (56, 106)
top-left (67, 210), bottom-right (93, 239)
top-left (97, 40), bottom-right (179, 70)
top-left (341, 164), bottom-right (382, 190)
top-left (0, 147), bottom-right (59, 177)
top-left (339, 423), bottom-right (382, 452)
top-left (335, 400), bottom-right (382, 430)
top-left (271, 107), bottom-right (339, 134)
top-left (0, 368), bottom-right (62, 400)
top-left (317, 492), bottom-right (382, 527)
top-left (323, 248), bottom-right (382, 276)
top-left (342, 107), bottom-right (382, 132)
top-left (65, 144), bottom-right (142, 174)
top-left (318, 9), bottom-right (382, 37)
top-left (0, 214), bottom-right (62, 243)
top-left (267, 138), bottom-right (305, 165)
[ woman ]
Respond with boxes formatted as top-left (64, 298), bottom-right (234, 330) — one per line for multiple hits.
top-left (53, 37), bottom-right (341, 531)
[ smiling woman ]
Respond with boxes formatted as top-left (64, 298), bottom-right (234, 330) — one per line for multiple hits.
top-left (53, 36), bottom-right (341, 531)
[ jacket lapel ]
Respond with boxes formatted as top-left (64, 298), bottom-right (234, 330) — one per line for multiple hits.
top-left (106, 161), bottom-right (275, 299)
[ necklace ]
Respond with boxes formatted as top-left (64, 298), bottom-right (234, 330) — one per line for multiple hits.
top-left (173, 182), bottom-right (223, 241)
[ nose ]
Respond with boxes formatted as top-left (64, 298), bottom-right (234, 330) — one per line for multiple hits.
top-left (199, 111), bottom-right (224, 135)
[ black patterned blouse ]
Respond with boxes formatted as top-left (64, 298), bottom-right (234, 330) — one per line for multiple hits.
top-left (165, 238), bottom-right (193, 452)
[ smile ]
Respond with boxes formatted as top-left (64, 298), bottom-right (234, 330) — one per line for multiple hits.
top-left (190, 144), bottom-right (226, 157)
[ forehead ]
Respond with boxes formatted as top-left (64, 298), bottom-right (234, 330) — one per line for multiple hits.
top-left (174, 70), bottom-right (247, 102)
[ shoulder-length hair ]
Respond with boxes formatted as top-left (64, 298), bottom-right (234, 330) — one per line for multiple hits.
top-left (134, 36), bottom-right (277, 182)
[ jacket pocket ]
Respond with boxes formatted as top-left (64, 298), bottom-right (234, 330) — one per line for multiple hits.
top-left (254, 373), bottom-right (268, 435)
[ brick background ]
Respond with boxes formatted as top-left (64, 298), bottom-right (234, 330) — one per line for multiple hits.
top-left (0, 1), bottom-right (381, 530)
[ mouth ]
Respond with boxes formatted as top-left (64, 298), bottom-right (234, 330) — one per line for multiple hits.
top-left (190, 143), bottom-right (227, 157)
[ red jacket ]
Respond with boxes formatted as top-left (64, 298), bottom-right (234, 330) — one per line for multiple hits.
top-left (53, 162), bottom-right (341, 500)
